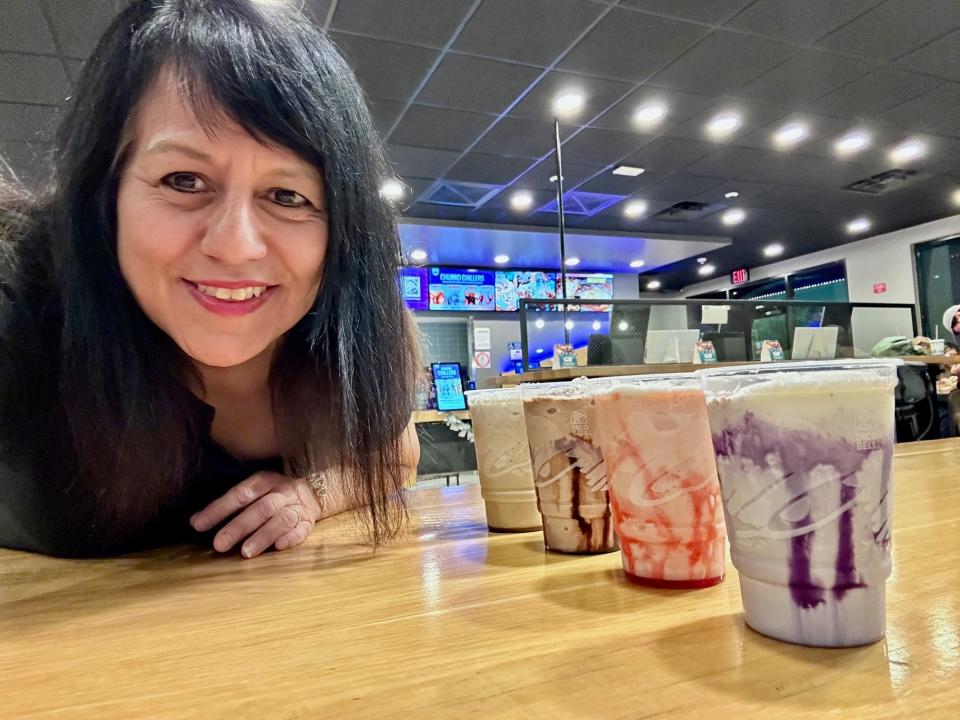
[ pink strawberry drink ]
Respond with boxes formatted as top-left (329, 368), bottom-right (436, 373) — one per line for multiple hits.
top-left (521, 381), bottom-right (618, 554)
top-left (593, 375), bottom-right (726, 588)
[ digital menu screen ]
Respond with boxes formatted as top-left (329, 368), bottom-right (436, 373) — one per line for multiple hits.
top-left (398, 267), bottom-right (429, 311)
top-left (565, 273), bottom-right (614, 312)
top-left (432, 363), bottom-right (467, 411)
top-left (428, 267), bottom-right (496, 311)
top-left (495, 271), bottom-right (560, 312)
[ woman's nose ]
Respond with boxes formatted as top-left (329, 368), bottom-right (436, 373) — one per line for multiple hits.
top-left (200, 196), bottom-right (268, 264)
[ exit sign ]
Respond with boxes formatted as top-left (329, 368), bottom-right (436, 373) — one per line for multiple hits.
top-left (731, 268), bottom-right (750, 285)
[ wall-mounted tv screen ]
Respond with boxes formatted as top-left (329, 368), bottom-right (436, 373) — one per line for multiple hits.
top-left (565, 273), bottom-right (614, 312)
top-left (398, 267), bottom-right (429, 311)
top-left (428, 267), bottom-right (496, 311)
top-left (495, 271), bottom-right (560, 312)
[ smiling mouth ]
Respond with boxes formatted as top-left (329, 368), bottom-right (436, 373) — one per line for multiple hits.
top-left (184, 280), bottom-right (278, 302)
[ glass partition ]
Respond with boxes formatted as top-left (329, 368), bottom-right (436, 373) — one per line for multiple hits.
top-left (518, 298), bottom-right (917, 371)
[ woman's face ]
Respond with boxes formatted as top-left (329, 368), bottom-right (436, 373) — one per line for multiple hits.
top-left (953, 311), bottom-right (960, 337)
top-left (117, 72), bottom-right (328, 368)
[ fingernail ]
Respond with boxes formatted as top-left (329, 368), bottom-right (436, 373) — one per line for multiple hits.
top-left (189, 513), bottom-right (199, 528)
top-left (241, 545), bottom-right (252, 558)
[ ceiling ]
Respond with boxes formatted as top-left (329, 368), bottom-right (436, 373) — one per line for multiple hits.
top-left (2, 0), bottom-right (960, 290)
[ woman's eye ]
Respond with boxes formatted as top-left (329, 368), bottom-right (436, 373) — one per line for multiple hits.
top-left (269, 188), bottom-right (310, 208)
top-left (161, 172), bottom-right (207, 193)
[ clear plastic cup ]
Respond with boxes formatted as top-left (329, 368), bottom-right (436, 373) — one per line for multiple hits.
top-left (592, 374), bottom-right (726, 588)
top-left (699, 359), bottom-right (900, 647)
top-left (520, 380), bottom-right (619, 554)
top-left (465, 388), bottom-right (541, 532)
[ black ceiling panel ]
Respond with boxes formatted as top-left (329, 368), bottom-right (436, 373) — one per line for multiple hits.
top-left (619, 0), bottom-right (754, 25)
top-left (415, 53), bottom-right (542, 115)
top-left (725, 0), bottom-right (883, 45)
top-left (446, 152), bottom-right (534, 185)
top-left (331, 34), bottom-right (439, 102)
top-left (389, 105), bottom-right (495, 152)
top-left (330, 0), bottom-right (473, 48)
top-left (736, 49), bottom-right (876, 107)
top-left (506, 70), bottom-right (633, 124)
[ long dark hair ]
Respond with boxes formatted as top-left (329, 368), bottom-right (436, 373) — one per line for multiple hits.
top-left (3, 0), bottom-right (416, 549)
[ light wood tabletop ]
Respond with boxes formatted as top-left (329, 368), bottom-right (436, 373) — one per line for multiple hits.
top-left (2, 440), bottom-right (959, 719)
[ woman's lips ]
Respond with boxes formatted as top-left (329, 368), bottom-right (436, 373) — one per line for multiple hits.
top-left (183, 279), bottom-right (278, 317)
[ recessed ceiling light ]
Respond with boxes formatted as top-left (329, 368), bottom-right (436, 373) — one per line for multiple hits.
top-left (494, 254), bottom-right (510, 264)
top-left (889, 139), bottom-right (927, 164)
top-left (618, 320), bottom-right (630, 332)
top-left (410, 248), bottom-right (428, 262)
top-left (592, 320), bottom-right (602, 331)
top-left (629, 259), bottom-right (645, 268)
top-left (565, 257), bottom-right (580, 267)
top-left (724, 191), bottom-right (739, 199)
top-left (553, 91), bottom-right (584, 115)
top-left (763, 243), bottom-right (784, 257)
top-left (564, 320), bottom-right (574, 330)
top-left (510, 191), bottom-right (533, 211)
top-left (951, 188), bottom-right (960, 206)
top-left (379, 178), bottom-right (405, 201)
top-left (646, 280), bottom-right (662, 290)
top-left (696, 257), bottom-right (707, 264)
top-left (534, 319), bottom-right (545, 329)
top-left (467, 268), bottom-right (478, 272)
top-left (846, 217), bottom-right (871, 234)
top-left (707, 112), bottom-right (741, 138)
top-left (773, 122), bottom-right (809, 147)
top-left (634, 102), bottom-right (667, 124)
top-left (697, 264), bottom-right (716, 276)
top-left (612, 165), bottom-right (645, 176)
top-left (624, 200), bottom-right (648, 218)
top-left (548, 174), bottom-right (564, 183)
top-left (721, 208), bottom-right (746, 226)
top-left (835, 130), bottom-right (871, 156)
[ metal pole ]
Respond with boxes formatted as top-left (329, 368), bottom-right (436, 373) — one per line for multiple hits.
top-left (554, 119), bottom-right (570, 345)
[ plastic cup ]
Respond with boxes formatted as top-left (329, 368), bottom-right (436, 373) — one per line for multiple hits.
top-left (930, 338), bottom-right (945, 355)
top-left (520, 381), bottom-right (619, 554)
top-left (592, 374), bottom-right (726, 589)
top-left (465, 389), bottom-right (541, 532)
top-left (699, 360), bottom-right (900, 647)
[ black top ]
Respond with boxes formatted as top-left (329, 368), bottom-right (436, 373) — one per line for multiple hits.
top-left (0, 272), bottom-right (285, 557)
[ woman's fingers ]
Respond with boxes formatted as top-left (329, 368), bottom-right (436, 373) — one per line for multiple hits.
top-left (212, 490), bottom-right (288, 553)
top-left (190, 472), bottom-right (278, 532)
top-left (240, 506), bottom-right (312, 558)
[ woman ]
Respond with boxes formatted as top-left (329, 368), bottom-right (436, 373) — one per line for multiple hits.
top-left (0, 0), bottom-right (420, 558)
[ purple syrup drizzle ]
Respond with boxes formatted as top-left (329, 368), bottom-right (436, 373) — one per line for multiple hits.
top-left (713, 412), bottom-right (890, 608)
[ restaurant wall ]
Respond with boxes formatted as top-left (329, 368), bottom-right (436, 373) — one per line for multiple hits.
top-left (682, 213), bottom-right (960, 305)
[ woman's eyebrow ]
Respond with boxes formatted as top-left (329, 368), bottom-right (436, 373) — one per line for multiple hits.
top-left (144, 140), bottom-right (213, 162)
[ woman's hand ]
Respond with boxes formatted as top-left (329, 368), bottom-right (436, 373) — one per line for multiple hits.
top-left (190, 471), bottom-right (322, 558)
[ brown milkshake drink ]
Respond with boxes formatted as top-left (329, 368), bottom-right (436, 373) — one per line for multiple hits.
top-left (521, 381), bottom-right (619, 554)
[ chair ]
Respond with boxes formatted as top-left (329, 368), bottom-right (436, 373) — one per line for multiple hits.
top-left (895, 363), bottom-right (940, 442)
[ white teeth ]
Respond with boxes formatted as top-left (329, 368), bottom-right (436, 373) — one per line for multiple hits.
top-left (195, 283), bottom-right (268, 302)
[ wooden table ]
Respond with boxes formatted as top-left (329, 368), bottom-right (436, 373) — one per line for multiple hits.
top-left (2, 441), bottom-right (959, 719)
top-left (412, 409), bottom-right (471, 424)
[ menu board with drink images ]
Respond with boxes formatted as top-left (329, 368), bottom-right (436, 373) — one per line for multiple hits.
top-left (495, 271), bottom-right (560, 312)
top-left (397, 267), bottom-right (429, 311)
top-left (428, 267), bottom-right (496, 311)
top-left (564, 273), bottom-right (614, 312)
top-left (431, 362), bottom-right (467, 411)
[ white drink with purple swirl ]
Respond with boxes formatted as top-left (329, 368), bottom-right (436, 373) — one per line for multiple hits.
top-left (700, 360), bottom-right (899, 647)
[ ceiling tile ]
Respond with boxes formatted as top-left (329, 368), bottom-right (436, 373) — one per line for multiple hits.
top-left (619, 0), bottom-right (753, 25)
top-left (453, 0), bottom-right (606, 66)
top-left (691, 180), bottom-right (774, 206)
top-left (0, 53), bottom-right (69, 104)
top-left (330, 0), bottom-right (472, 48)
top-left (682, 146), bottom-right (782, 179)
top-left (732, 112), bottom-right (852, 154)
top-left (558, 7), bottom-right (709, 82)
top-left (618, 137), bottom-right (719, 175)
top-left (558, 127), bottom-right (648, 166)
top-left (415, 54), bottom-right (541, 115)
top-left (0, 140), bottom-right (52, 186)
top-left (303, 0), bottom-right (334, 25)
top-left (896, 29), bottom-right (960, 82)
top-left (725, 0), bottom-right (882, 45)
top-left (590, 85), bottom-right (714, 134)
top-left (386, 144), bottom-right (461, 178)
top-left (402, 202), bottom-right (473, 222)
top-left (474, 117), bottom-right (574, 159)
top-left (0, 0), bottom-right (57, 54)
top-left (520, 159), bottom-right (605, 191)
top-left (575, 170), bottom-right (668, 195)
top-left (43, 0), bottom-right (118, 59)
top-left (367, 98), bottom-right (406, 138)
top-left (881, 83), bottom-right (960, 135)
top-left (649, 30), bottom-right (795, 96)
top-left (0, 102), bottom-right (59, 143)
top-left (506, 70), bottom-right (632, 124)
top-left (664, 99), bottom-right (790, 145)
top-left (807, 68), bottom-right (943, 118)
top-left (446, 152), bottom-right (534, 184)
top-left (816, 0), bottom-right (960, 63)
top-left (389, 105), bottom-right (494, 152)
top-left (640, 174), bottom-right (724, 200)
top-left (735, 49), bottom-right (875, 106)
top-left (331, 34), bottom-right (439, 102)
top-left (737, 152), bottom-right (885, 190)
top-left (63, 58), bottom-right (84, 84)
